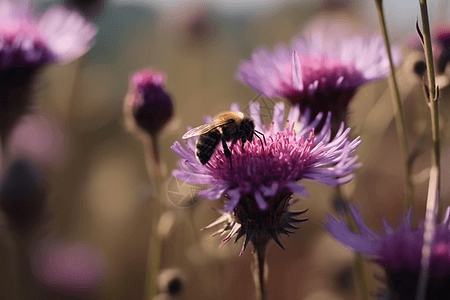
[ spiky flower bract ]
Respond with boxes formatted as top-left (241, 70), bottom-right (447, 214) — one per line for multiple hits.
top-left (0, 0), bottom-right (97, 142)
top-left (172, 101), bottom-right (361, 253)
top-left (325, 206), bottom-right (450, 300)
top-left (236, 32), bottom-right (401, 132)
top-left (124, 68), bottom-right (174, 137)
top-left (202, 196), bottom-right (308, 255)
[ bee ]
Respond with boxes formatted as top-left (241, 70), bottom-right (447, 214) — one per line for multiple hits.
top-left (182, 111), bottom-right (265, 169)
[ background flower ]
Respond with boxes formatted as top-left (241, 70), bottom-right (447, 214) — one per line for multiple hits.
top-left (0, 0), bottom-right (98, 68)
top-left (124, 68), bottom-right (174, 137)
top-left (0, 0), bottom-right (97, 142)
top-left (326, 206), bottom-right (450, 300)
top-left (236, 32), bottom-right (401, 132)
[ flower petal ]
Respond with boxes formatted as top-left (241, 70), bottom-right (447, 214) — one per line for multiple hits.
top-left (254, 190), bottom-right (268, 210)
top-left (291, 51), bottom-right (303, 91)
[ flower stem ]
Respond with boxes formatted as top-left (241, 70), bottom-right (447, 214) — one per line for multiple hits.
top-left (374, 0), bottom-right (414, 208)
top-left (15, 233), bottom-right (39, 300)
top-left (252, 245), bottom-right (267, 300)
top-left (416, 1), bottom-right (440, 299)
top-left (143, 134), bottom-right (164, 300)
top-left (335, 187), bottom-right (369, 300)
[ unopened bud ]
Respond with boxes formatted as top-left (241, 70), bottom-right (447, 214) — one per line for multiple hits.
top-left (157, 268), bottom-right (185, 296)
top-left (124, 69), bottom-right (174, 137)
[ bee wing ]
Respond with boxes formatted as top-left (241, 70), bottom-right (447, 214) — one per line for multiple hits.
top-left (182, 119), bottom-right (234, 139)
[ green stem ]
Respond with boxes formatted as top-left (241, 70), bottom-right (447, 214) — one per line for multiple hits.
top-left (336, 187), bottom-right (369, 300)
top-left (416, 1), bottom-right (440, 299)
top-left (15, 234), bottom-right (39, 300)
top-left (252, 244), bottom-right (267, 300)
top-left (144, 134), bottom-right (164, 300)
top-left (374, 0), bottom-right (414, 208)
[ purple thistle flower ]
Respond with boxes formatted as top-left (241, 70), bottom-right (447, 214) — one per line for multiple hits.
top-left (236, 33), bottom-right (401, 132)
top-left (172, 101), bottom-right (361, 212)
top-left (172, 102), bottom-right (361, 254)
top-left (325, 206), bottom-right (450, 300)
top-left (0, 0), bottom-right (98, 68)
top-left (124, 68), bottom-right (174, 137)
top-left (0, 0), bottom-right (97, 142)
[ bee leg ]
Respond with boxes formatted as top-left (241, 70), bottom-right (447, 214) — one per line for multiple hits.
top-left (254, 131), bottom-right (265, 151)
top-left (230, 137), bottom-right (238, 151)
top-left (254, 130), bottom-right (266, 146)
top-left (241, 135), bottom-right (246, 151)
top-left (222, 138), bottom-right (232, 169)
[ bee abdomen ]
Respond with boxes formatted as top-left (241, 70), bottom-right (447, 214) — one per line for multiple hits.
top-left (196, 129), bottom-right (221, 165)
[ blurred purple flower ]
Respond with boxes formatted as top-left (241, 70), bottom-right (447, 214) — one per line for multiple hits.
top-left (236, 33), bottom-right (401, 131)
top-left (0, 0), bottom-right (97, 142)
top-left (434, 24), bottom-right (450, 47)
top-left (33, 240), bottom-right (106, 295)
top-left (432, 24), bottom-right (450, 74)
top-left (325, 206), bottom-right (450, 300)
top-left (185, 8), bottom-right (218, 46)
top-left (0, 0), bottom-right (97, 68)
top-left (8, 113), bottom-right (69, 169)
top-left (124, 68), bottom-right (174, 136)
top-left (407, 24), bottom-right (450, 76)
top-left (172, 101), bottom-right (361, 212)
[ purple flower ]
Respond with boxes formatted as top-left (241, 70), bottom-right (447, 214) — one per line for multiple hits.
top-left (0, 0), bottom-right (97, 68)
top-left (0, 0), bottom-right (97, 141)
top-left (124, 68), bottom-right (174, 136)
top-left (172, 101), bottom-right (361, 212)
top-left (33, 240), bottom-right (106, 295)
top-left (8, 112), bottom-right (69, 169)
top-left (325, 206), bottom-right (450, 300)
top-left (173, 102), bottom-right (360, 254)
top-left (432, 24), bottom-right (450, 74)
top-left (407, 24), bottom-right (450, 77)
top-left (236, 33), bottom-right (401, 131)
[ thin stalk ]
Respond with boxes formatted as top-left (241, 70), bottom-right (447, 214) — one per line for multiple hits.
top-left (336, 187), bottom-right (369, 300)
top-left (344, 207), bottom-right (369, 300)
top-left (374, 0), bottom-right (414, 208)
top-left (252, 245), bottom-right (267, 300)
top-left (353, 253), bottom-right (369, 300)
top-left (416, 1), bottom-right (440, 299)
top-left (143, 134), bottom-right (164, 300)
top-left (15, 234), bottom-right (39, 300)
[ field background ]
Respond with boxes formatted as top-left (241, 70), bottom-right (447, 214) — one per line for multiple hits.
top-left (3, 0), bottom-right (450, 299)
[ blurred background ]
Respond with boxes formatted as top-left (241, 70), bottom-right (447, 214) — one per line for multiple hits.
top-left (2, 0), bottom-right (450, 299)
